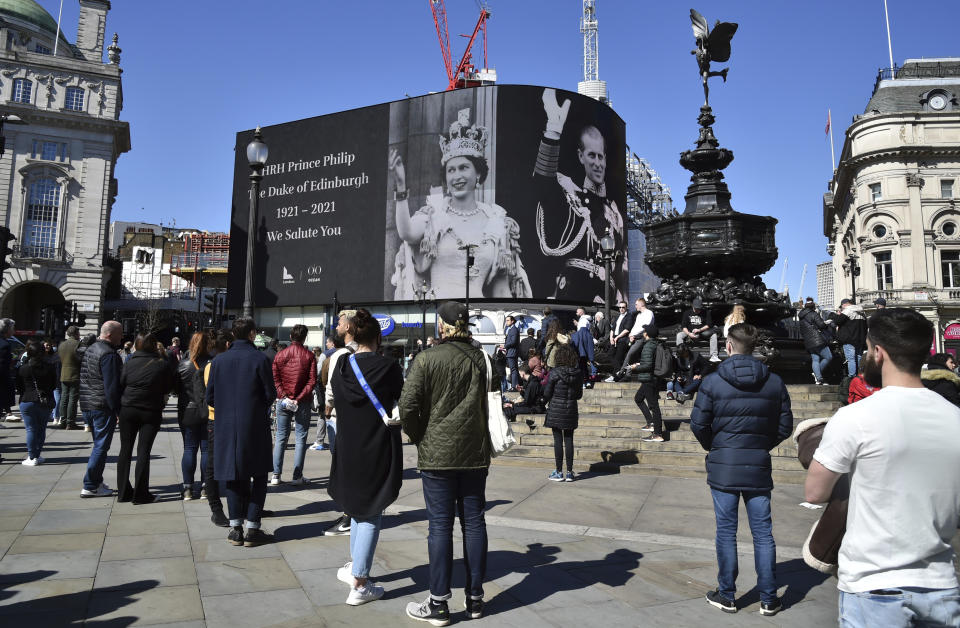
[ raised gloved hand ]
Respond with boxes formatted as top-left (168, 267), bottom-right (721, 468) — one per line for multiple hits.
top-left (542, 88), bottom-right (571, 139)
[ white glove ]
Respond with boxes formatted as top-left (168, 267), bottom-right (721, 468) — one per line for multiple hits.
top-left (542, 88), bottom-right (571, 139)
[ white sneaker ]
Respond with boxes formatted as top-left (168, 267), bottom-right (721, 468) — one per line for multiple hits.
top-left (80, 483), bottom-right (113, 498)
top-left (51, 417), bottom-right (61, 426)
top-left (337, 562), bottom-right (354, 585)
top-left (289, 476), bottom-right (307, 486)
top-left (709, 355), bottom-right (722, 363)
top-left (345, 583), bottom-right (384, 606)
top-left (269, 475), bottom-right (280, 486)
top-left (21, 457), bottom-right (38, 466)
top-left (603, 376), bottom-right (615, 383)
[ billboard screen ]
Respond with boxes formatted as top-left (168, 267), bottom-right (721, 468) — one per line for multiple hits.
top-left (227, 85), bottom-right (627, 308)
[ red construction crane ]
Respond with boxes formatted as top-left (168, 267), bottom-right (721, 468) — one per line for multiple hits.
top-left (429, 0), bottom-right (495, 91)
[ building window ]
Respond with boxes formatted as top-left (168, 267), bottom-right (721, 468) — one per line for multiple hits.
top-left (64, 87), bottom-right (84, 111)
top-left (34, 43), bottom-right (50, 54)
top-left (872, 224), bottom-right (887, 239)
top-left (30, 140), bottom-right (67, 162)
top-left (22, 178), bottom-right (61, 258)
top-left (12, 78), bottom-right (32, 104)
top-left (869, 182), bottom-right (882, 202)
top-left (942, 179), bottom-right (955, 199)
top-left (875, 250), bottom-right (894, 289)
top-left (943, 251), bottom-right (960, 288)
top-left (944, 222), bottom-right (958, 237)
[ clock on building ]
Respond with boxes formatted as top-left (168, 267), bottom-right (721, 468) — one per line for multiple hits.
top-left (929, 93), bottom-right (948, 111)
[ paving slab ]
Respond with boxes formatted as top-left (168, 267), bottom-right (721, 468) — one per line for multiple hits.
top-left (96, 556), bottom-right (198, 590)
top-left (0, 548), bottom-right (102, 581)
top-left (8, 531), bottom-right (104, 554)
top-left (101, 532), bottom-right (193, 561)
top-left (195, 556), bottom-right (299, 596)
top-left (87, 583), bottom-right (205, 625)
top-left (23, 507), bottom-right (110, 534)
top-left (200, 587), bottom-right (320, 628)
top-left (108, 512), bottom-right (188, 536)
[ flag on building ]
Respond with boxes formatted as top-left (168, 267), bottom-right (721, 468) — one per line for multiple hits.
top-left (825, 110), bottom-right (832, 136)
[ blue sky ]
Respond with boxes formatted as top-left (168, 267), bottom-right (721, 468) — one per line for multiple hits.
top-left (39, 0), bottom-right (960, 300)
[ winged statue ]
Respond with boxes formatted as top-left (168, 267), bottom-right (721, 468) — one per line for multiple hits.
top-left (690, 9), bottom-right (738, 107)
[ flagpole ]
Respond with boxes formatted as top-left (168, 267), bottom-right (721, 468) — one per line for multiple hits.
top-left (883, 0), bottom-right (895, 78)
top-left (829, 109), bottom-right (836, 172)
top-left (52, 0), bottom-right (64, 56)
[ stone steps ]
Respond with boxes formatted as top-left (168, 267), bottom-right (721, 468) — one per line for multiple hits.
top-left (492, 380), bottom-right (838, 483)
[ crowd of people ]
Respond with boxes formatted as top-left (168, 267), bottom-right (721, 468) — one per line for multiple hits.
top-left (0, 298), bottom-right (958, 626)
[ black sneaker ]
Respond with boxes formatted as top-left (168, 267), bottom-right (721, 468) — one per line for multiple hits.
top-left (227, 526), bottom-right (244, 546)
top-left (465, 597), bottom-right (483, 619)
top-left (210, 510), bottom-right (229, 527)
top-left (243, 528), bottom-right (270, 547)
top-left (705, 589), bottom-right (736, 613)
top-left (405, 597), bottom-right (451, 626)
top-left (760, 598), bottom-right (783, 616)
top-left (324, 514), bottom-right (351, 536)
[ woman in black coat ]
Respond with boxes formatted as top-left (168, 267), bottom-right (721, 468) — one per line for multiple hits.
top-left (543, 343), bottom-right (583, 482)
top-left (328, 308), bottom-right (403, 606)
top-left (15, 340), bottom-right (57, 465)
top-left (922, 353), bottom-right (960, 407)
top-left (797, 299), bottom-right (834, 385)
top-left (117, 333), bottom-right (174, 503)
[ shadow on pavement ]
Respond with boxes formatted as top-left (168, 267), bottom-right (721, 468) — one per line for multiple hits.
top-left (1, 572), bottom-right (158, 626)
top-left (377, 542), bottom-right (642, 614)
top-left (735, 558), bottom-right (831, 610)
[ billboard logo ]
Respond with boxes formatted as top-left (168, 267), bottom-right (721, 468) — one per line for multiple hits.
top-left (373, 313), bottom-right (396, 336)
top-left (306, 264), bottom-right (322, 284)
top-left (282, 267), bottom-right (295, 285)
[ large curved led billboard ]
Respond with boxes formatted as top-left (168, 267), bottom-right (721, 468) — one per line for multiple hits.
top-left (227, 85), bottom-right (627, 308)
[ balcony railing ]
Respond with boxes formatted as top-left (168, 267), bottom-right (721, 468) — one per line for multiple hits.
top-left (11, 244), bottom-right (74, 264)
top-left (858, 288), bottom-right (960, 305)
top-left (873, 62), bottom-right (960, 94)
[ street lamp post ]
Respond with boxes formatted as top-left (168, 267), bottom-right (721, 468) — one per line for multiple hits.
top-left (458, 243), bottom-right (477, 310)
top-left (599, 228), bottom-right (618, 321)
top-left (243, 127), bottom-right (268, 320)
top-left (847, 253), bottom-right (861, 301)
top-left (413, 279), bottom-right (435, 346)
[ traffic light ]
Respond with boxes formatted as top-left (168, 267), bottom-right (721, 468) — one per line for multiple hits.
top-left (39, 306), bottom-right (47, 331)
top-left (76, 312), bottom-right (86, 328)
top-left (203, 291), bottom-right (217, 315)
top-left (0, 226), bottom-right (15, 273)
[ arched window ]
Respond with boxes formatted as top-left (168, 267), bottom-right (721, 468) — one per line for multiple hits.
top-left (23, 178), bottom-right (61, 258)
top-left (12, 78), bottom-right (31, 104)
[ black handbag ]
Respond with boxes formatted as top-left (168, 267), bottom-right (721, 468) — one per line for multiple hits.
top-left (32, 375), bottom-right (54, 409)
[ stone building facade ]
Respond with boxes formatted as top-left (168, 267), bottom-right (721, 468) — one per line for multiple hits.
top-left (823, 58), bottom-right (960, 354)
top-left (0, 0), bottom-right (129, 337)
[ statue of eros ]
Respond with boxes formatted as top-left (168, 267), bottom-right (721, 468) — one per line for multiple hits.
top-left (690, 9), bottom-right (738, 107)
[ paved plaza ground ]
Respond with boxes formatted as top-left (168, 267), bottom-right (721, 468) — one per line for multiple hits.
top-left (0, 404), bottom-right (954, 627)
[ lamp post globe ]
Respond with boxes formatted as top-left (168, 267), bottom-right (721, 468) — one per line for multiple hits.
top-left (243, 126), bottom-right (268, 320)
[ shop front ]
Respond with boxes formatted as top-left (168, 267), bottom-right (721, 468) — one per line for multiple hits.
top-left (943, 322), bottom-right (960, 359)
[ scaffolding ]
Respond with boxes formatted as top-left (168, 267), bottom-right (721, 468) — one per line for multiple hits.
top-left (624, 145), bottom-right (675, 228)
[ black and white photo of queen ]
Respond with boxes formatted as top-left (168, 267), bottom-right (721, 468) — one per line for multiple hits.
top-left (534, 88), bottom-right (627, 304)
top-left (388, 108), bottom-right (531, 300)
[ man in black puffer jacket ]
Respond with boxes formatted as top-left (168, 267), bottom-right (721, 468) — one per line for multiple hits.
top-left (690, 323), bottom-right (794, 616)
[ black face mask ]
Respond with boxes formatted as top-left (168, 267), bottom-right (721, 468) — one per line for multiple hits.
top-left (862, 349), bottom-right (883, 388)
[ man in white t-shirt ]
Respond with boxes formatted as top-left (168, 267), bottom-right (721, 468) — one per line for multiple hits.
top-left (805, 307), bottom-right (960, 627)
top-left (617, 297), bottom-right (655, 375)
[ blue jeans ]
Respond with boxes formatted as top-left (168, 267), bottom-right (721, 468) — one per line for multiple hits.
top-left (839, 587), bottom-right (960, 628)
top-left (350, 513), bottom-right (383, 579)
top-left (180, 423), bottom-right (208, 487)
top-left (326, 419), bottom-right (337, 456)
top-left (20, 402), bottom-right (47, 459)
top-left (711, 488), bottom-right (777, 603)
top-left (842, 344), bottom-right (859, 378)
top-left (421, 469), bottom-right (488, 601)
top-left (52, 387), bottom-right (61, 419)
top-left (83, 410), bottom-right (117, 491)
top-left (273, 401), bottom-right (311, 479)
top-left (811, 346), bottom-right (833, 381)
top-left (667, 378), bottom-right (702, 395)
top-left (225, 474), bottom-right (267, 529)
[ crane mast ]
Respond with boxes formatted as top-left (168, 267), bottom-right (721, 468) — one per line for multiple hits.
top-left (577, 0), bottom-right (607, 103)
top-left (428, 1), bottom-right (496, 91)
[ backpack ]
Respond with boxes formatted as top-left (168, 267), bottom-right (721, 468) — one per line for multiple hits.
top-left (653, 342), bottom-right (674, 379)
top-left (190, 361), bottom-right (210, 423)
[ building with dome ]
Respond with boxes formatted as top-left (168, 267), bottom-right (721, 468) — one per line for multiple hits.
top-left (0, 0), bottom-right (129, 337)
top-left (823, 58), bottom-right (960, 354)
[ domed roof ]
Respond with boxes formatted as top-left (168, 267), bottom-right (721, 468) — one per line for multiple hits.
top-left (0, 0), bottom-right (60, 37)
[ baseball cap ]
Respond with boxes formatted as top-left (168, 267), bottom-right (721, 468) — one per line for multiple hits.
top-left (873, 297), bottom-right (887, 306)
top-left (437, 301), bottom-right (469, 326)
